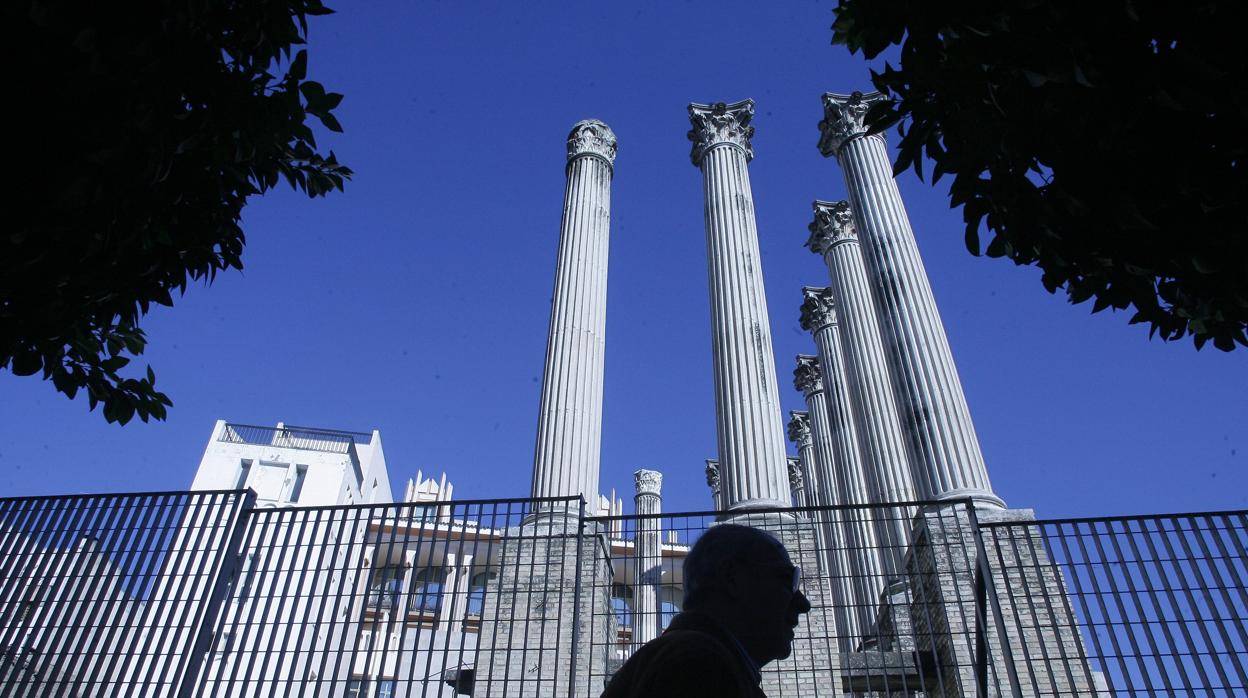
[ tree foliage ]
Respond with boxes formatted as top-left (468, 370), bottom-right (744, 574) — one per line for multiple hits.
top-left (3, 0), bottom-right (352, 424)
top-left (833, 1), bottom-right (1248, 350)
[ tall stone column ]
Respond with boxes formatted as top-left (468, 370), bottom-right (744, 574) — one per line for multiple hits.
top-left (786, 412), bottom-right (815, 497)
top-left (632, 470), bottom-right (663, 647)
top-left (689, 99), bottom-right (790, 509)
top-left (795, 355), bottom-right (875, 650)
top-left (787, 457), bottom-right (806, 507)
top-left (530, 120), bottom-right (617, 515)
top-left (479, 121), bottom-right (615, 698)
top-left (807, 203), bottom-right (921, 562)
top-left (792, 356), bottom-right (839, 511)
top-left (820, 92), bottom-right (1003, 507)
top-left (798, 289), bottom-right (887, 638)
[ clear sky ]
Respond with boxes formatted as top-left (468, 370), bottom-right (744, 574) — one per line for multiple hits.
top-left (1, 2), bottom-right (1243, 518)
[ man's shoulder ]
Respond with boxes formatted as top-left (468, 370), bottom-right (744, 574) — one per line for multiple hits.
top-left (602, 620), bottom-right (763, 698)
top-left (639, 625), bottom-right (741, 663)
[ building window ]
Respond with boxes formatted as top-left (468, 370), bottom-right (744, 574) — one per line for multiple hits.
top-left (290, 465), bottom-right (308, 502)
top-left (367, 566), bottom-right (403, 612)
top-left (346, 679), bottom-right (394, 697)
top-left (252, 461), bottom-right (288, 501)
top-left (234, 552), bottom-right (257, 600)
top-left (235, 460), bottom-right (252, 489)
top-left (466, 570), bottom-right (496, 617)
top-left (610, 583), bottom-right (633, 629)
top-left (408, 567), bottom-right (444, 614)
top-left (214, 631), bottom-right (233, 657)
top-left (660, 600), bottom-right (679, 629)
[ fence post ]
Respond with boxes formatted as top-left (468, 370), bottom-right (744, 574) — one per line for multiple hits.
top-left (568, 497), bottom-right (587, 698)
top-left (174, 489), bottom-right (256, 698)
top-left (974, 556), bottom-right (988, 697)
top-left (966, 501), bottom-right (1024, 698)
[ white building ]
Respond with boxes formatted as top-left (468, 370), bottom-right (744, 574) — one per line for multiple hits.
top-left (192, 420), bottom-right (393, 508)
top-left (185, 420), bottom-right (665, 697)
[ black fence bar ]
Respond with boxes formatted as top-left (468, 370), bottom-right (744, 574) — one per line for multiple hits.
top-left (2, 492), bottom-right (1246, 698)
top-left (982, 511), bottom-right (1248, 696)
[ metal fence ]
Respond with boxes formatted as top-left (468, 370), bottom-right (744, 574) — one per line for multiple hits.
top-left (1, 491), bottom-right (1245, 697)
top-left (980, 511), bottom-right (1248, 697)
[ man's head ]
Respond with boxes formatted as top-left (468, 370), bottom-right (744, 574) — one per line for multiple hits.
top-left (682, 523), bottom-right (812, 665)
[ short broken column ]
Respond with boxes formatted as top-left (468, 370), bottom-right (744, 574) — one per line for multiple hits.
top-left (632, 469), bottom-right (663, 647)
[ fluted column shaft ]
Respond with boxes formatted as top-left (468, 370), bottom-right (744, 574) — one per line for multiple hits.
top-left (800, 291), bottom-right (888, 636)
top-left (786, 412), bottom-right (819, 511)
top-left (632, 470), bottom-right (663, 646)
top-left (795, 357), bottom-right (875, 648)
top-left (793, 356), bottom-right (839, 512)
top-left (787, 457), bottom-right (807, 508)
top-left (820, 93), bottom-right (1002, 507)
top-left (531, 121), bottom-right (617, 511)
top-left (689, 100), bottom-right (790, 509)
top-left (807, 209), bottom-right (920, 531)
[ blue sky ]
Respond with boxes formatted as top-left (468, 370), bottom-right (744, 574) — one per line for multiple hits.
top-left (1, 2), bottom-right (1243, 517)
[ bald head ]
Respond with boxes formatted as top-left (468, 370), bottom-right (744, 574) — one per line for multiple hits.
top-left (682, 524), bottom-right (786, 609)
top-left (679, 523), bottom-right (810, 665)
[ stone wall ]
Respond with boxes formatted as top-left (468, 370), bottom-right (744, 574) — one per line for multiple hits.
top-left (722, 511), bottom-right (841, 696)
top-left (474, 519), bottom-right (612, 698)
top-left (907, 504), bottom-right (1098, 697)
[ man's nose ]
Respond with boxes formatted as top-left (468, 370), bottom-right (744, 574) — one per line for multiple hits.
top-left (792, 590), bottom-right (811, 614)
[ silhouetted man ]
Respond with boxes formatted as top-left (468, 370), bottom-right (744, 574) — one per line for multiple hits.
top-left (601, 524), bottom-right (811, 698)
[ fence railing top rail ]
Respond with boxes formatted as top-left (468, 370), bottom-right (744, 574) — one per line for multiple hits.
top-left (979, 507), bottom-right (1248, 528)
top-left (0, 489), bottom-right (249, 504)
top-left (583, 497), bottom-right (976, 523)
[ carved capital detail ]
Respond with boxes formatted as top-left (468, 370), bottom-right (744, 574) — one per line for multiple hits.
top-left (793, 355), bottom-right (824, 396)
top-left (634, 468), bottom-right (662, 496)
top-left (786, 411), bottom-right (812, 449)
top-left (688, 99), bottom-right (755, 166)
top-left (800, 286), bottom-right (837, 332)
top-left (567, 119), bottom-right (617, 165)
top-left (818, 90), bottom-right (888, 156)
top-left (787, 457), bottom-right (804, 491)
top-left (818, 91), bottom-right (887, 157)
top-left (806, 199), bottom-right (857, 255)
top-left (704, 459), bottom-right (721, 496)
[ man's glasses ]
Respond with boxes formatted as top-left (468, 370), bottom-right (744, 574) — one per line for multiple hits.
top-left (747, 562), bottom-right (802, 594)
top-left (783, 566), bottom-right (802, 594)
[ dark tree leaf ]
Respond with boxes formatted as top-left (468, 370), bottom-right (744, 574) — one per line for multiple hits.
top-left (833, 0), bottom-right (1248, 351)
top-left (3, 0), bottom-right (352, 423)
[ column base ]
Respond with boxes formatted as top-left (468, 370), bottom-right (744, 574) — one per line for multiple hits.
top-left (931, 487), bottom-right (1006, 509)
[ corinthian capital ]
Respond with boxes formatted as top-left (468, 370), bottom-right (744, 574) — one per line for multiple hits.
top-left (799, 286), bottom-right (837, 332)
top-left (787, 457), bottom-right (804, 490)
top-left (567, 119), bottom-right (617, 165)
top-left (688, 99), bottom-right (755, 165)
top-left (634, 468), bottom-right (662, 496)
top-left (818, 91), bottom-right (887, 157)
top-left (805, 200), bottom-right (857, 254)
top-left (793, 355), bottom-right (824, 396)
top-left (787, 410), bottom-right (812, 449)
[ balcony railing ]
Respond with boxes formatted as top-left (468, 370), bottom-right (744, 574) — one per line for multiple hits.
top-left (219, 423), bottom-right (369, 454)
top-left (219, 423), bottom-right (368, 485)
